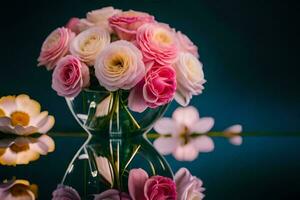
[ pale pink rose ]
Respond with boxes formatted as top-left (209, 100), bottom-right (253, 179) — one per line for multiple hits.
top-left (128, 65), bottom-right (176, 112)
top-left (70, 27), bottom-right (110, 66)
top-left (109, 10), bottom-right (155, 41)
top-left (136, 23), bottom-right (178, 67)
top-left (52, 55), bottom-right (90, 98)
top-left (128, 168), bottom-right (176, 200)
top-left (144, 176), bottom-right (177, 200)
top-left (153, 106), bottom-right (214, 161)
top-left (175, 168), bottom-right (205, 200)
top-left (76, 7), bottom-right (121, 33)
top-left (38, 27), bottom-right (75, 70)
top-left (65, 17), bottom-right (81, 34)
top-left (173, 52), bottom-right (206, 106)
top-left (95, 40), bottom-right (145, 91)
top-left (176, 31), bottom-right (199, 58)
top-left (94, 189), bottom-right (131, 200)
top-left (52, 185), bottom-right (80, 200)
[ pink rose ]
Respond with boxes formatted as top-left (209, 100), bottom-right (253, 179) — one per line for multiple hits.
top-left (65, 17), bottom-right (81, 34)
top-left (109, 10), bottom-right (155, 41)
top-left (38, 27), bottom-right (75, 70)
top-left (52, 55), bottom-right (90, 98)
top-left (136, 23), bottom-right (178, 68)
top-left (95, 40), bottom-right (145, 91)
top-left (52, 185), bottom-right (81, 200)
top-left (175, 168), bottom-right (205, 200)
top-left (176, 31), bottom-right (199, 58)
top-left (128, 65), bottom-right (176, 112)
top-left (94, 189), bottom-right (131, 200)
top-left (144, 176), bottom-right (177, 200)
top-left (128, 168), bottom-right (176, 200)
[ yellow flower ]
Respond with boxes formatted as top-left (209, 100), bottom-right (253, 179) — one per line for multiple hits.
top-left (0, 94), bottom-right (55, 136)
top-left (0, 134), bottom-right (55, 166)
top-left (0, 178), bottom-right (38, 200)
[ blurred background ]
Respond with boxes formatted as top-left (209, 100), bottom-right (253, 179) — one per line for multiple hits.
top-left (0, 0), bottom-right (299, 199)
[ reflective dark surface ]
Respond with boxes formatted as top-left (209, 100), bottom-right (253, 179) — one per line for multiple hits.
top-left (1, 132), bottom-right (300, 199)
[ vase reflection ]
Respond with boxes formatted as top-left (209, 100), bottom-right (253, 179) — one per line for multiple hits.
top-left (61, 135), bottom-right (173, 200)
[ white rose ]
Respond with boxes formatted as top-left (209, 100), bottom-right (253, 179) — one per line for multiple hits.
top-left (173, 52), bottom-right (206, 106)
top-left (70, 27), bottom-right (110, 66)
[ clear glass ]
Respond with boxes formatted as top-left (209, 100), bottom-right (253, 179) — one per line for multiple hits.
top-left (62, 89), bottom-right (173, 199)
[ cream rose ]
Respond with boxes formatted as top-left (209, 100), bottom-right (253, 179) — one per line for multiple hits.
top-left (95, 40), bottom-right (146, 91)
top-left (173, 52), bottom-right (206, 106)
top-left (70, 27), bottom-right (110, 66)
top-left (77, 7), bottom-right (121, 33)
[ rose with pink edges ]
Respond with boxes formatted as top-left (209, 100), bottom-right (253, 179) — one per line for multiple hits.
top-left (128, 65), bottom-right (176, 112)
top-left (65, 17), bottom-right (81, 34)
top-left (128, 168), bottom-right (177, 200)
top-left (109, 10), bottom-right (155, 41)
top-left (136, 23), bottom-right (178, 68)
top-left (52, 55), bottom-right (90, 98)
top-left (176, 31), bottom-right (199, 58)
top-left (38, 27), bottom-right (75, 70)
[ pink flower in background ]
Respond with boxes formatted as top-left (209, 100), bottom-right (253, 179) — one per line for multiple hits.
top-left (136, 23), bottom-right (178, 67)
top-left (154, 106), bottom-right (214, 161)
top-left (173, 52), bottom-right (206, 106)
top-left (77, 7), bottom-right (122, 33)
top-left (175, 168), bottom-right (205, 200)
top-left (52, 55), bottom-right (90, 98)
top-left (52, 185), bottom-right (80, 200)
top-left (176, 31), bottom-right (199, 58)
top-left (109, 10), bottom-right (155, 41)
top-left (94, 40), bottom-right (145, 91)
top-left (38, 27), bottom-right (75, 70)
top-left (65, 17), bottom-right (81, 34)
top-left (128, 168), bottom-right (176, 200)
top-left (128, 65), bottom-right (176, 112)
top-left (94, 189), bottom-right (131, 200)
top-left (224, 124), bottom-right (243, 146)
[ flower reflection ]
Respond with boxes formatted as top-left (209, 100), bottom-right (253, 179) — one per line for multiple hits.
top-left (52, 185), bottom-right (80, 200)
top-left (153, 106), bottom-right (243, 161)
top-left (224, 124), bottom-right (243, 146)
top-left (0, 134), bottom-right (55, 166)
top-left (0, 178), bottom-right (38, 200)
top-left (0, 94), bottom-right (55, 136)
top-left (154, 106), bottom-right (214, 161)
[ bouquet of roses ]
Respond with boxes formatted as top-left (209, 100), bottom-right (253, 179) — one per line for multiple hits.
top-left (38, 6), bottom-right (205, 113)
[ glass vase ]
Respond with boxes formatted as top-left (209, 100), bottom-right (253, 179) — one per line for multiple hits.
top-left (61, 89), bottom-right (173, 199)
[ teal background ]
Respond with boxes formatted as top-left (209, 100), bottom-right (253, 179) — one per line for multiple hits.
top-left (0, 1), bottom-right (300, 199)
top-left (0, 0), bottom-right (299, 132)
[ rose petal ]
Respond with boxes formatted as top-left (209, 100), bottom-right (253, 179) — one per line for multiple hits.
top-left (128, 168), bottom-right (148, 200)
